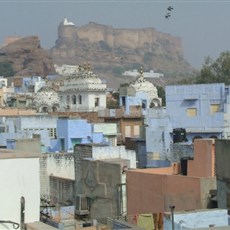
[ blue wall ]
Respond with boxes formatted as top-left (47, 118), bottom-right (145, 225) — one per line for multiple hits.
top-left (165, 83), bottom-right (225, 142)
top-left (57, 118), bottom-right (104, 151)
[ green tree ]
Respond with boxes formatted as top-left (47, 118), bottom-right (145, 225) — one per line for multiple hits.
top-left (156, 86), bottom-right (166, 106)
top-left (195, 51), bottom-right (230, 84)
top-left (0, 61), bottom-right (14, 77)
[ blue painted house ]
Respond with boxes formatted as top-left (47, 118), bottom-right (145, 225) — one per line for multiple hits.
top-left (119, 71), bottom-right (161, 115)
top-left (56, 118), bottom-right (120, 152)
top-left (166, 83), bottom-right (226, 142)
top-left (57, 118), bottom-right (93, 151)
top-left (146, 83), bottom-right (230, 161)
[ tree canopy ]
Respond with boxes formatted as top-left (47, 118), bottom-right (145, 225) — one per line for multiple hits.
top-left (195, 51), bottom-right (230, 85)
top-left (0, 61), bottom-right (14, 77)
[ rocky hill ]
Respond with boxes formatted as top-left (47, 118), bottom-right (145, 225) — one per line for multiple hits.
top-left (0, 36), bottom-right (55, 77)
top-left (51, 19), bottom-right (196, 87)
top-left (0, 20), bottom-right (197, 88)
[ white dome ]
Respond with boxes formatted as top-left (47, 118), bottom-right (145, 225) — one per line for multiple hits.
top-left (60, 68), bottom-right (106, 92)
top-left (34, 86), bottom-right (60, 112)
top-left (130, 74), bottom-right (158, 97)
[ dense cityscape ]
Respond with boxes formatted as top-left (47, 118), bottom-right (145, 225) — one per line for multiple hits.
top-left (1, 17), bottom-right (230, 230)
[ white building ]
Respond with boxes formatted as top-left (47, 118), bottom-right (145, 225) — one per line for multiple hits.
top-left (33, 86), bottom-right (60, 113)
top-left (59, 65), bottom-right (107, 112)
top-left (119, 69), bottom-right (162, 115)
top-left (54, 64), bottom-right (79, 77)
top-left (122, 69), bottom-right (164, 78)
top-left (0, 149), bottom-right (40, 230)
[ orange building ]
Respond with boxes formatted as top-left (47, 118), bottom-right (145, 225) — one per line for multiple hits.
top-left (126, 139), bottom-right (216, 215)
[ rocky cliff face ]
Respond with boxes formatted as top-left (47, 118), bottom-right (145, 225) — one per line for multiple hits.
top-left (51, 21), bottom-right (195, 81)
top-left (0, 36), bottom-right (55, 77)
top-left (0, 21), bottom-right (196, 88)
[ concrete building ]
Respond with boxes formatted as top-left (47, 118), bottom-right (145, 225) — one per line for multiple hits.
top-left (145, 107), bottom-right (172, 161)
top-left (93, 123), bottom-right (118, 146)
top-left (122, 69), bottom-right (164, 78)
top-left (13, 75), bottom-right (45, 93)
top-left (0, 148), bottom-right (41, 229)
top-left (0, 114), bottom-right (57, 151)
top-left (56, 118), bottom-right (118, 152)
top-left (126, 139), bottom-right (216, 215)
top-left (166, 83), bottom-right (226, 142)
top-left (146, 83), bottom-right (230, 161)
top-left (98, 107), bottom-right (144, 144)
top-left (59, 65), bottom-right (106, 112)
top-left (119, 69), bottom-right (161, 116)
top-left (74, 144), bottom-right (136, 220)
top-left (215, 139), bottom-right (230, 209)
top-left (54, 64), bottom-right (80, 77)
top-left (164, 209), bottom-right (229, 229)
top-left (39, 144), bottom-right (136, 224)
top-left (33, 85), bottom-right (60, 113)
top-left (0, 80), bottom-right (15, 107)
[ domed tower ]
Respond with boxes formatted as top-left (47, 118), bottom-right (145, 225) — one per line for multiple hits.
top-left (119, 68), bottom-right (162, 113)
top-left (33, 85), bottom-right (60, 113)
top-left (59, 63), bottom-right (107, 112)
top-left (130, 68), bottom-right (161, 108)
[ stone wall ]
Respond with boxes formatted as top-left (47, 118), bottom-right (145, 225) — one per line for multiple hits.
top-left (40, 153), bottom-right (75, 199)
top-left (215, 139), bottom-right (230, 209)
top-left (52, 21), bottom-right (195, 80)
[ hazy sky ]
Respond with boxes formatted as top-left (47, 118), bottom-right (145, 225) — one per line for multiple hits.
top-left (0, 0), bottom-right (230, 69)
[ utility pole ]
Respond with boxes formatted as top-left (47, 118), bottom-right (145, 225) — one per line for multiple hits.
top-left (20, 196), bottom-right (25, 230)
top-left (169, 205), bottom-right (175, 230)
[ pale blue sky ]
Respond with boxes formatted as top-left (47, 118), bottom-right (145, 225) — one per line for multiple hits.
top-left (0, 0), bottom-right (230, 69)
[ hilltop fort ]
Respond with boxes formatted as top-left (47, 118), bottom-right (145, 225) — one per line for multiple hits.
top-left (51, 18), bottom-right (195, 83)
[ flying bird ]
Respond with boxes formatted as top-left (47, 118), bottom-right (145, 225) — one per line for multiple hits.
top-left (165, 12), bottom-right (171, 19)
top-left (165, 6), bottom-right (173, 19)
top-left (167, 6), bottom-right (173, 11)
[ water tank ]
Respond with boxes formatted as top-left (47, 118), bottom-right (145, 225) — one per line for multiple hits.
top-left (173, 128), bottom-right (187, 143)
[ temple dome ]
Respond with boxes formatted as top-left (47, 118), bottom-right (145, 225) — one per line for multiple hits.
top-left (33, 85), bottom-right (60, 112)
top-left (60, 66), bottom-right (106, 92)
top-left (130, 73), bottom-right (158, 98)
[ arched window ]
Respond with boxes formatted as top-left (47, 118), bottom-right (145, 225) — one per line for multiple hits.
top-left (72, 95), bottom-right (76, 104)
top-left (52, 106), bottom-right (57, 112)
top-left (67, 95), bottom-right (70, 105)
top-left (78, 95), bottom-right (82, 104)
top-left (95, 97), bottom-right (99, 107)
top-left (42, 106), bottom-right (48, 113)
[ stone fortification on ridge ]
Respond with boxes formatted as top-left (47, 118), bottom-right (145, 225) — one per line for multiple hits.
top-left (52, 18), bottom-right (194, 81)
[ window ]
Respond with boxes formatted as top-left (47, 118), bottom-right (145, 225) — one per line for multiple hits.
top-left (133, 125), bottom-right (140, 136)
top-left (95, 97), bottom-right (99, 107)
top-left (48, 128), bottom-right (57, 139)
top-left (121, 97), bottom-right (126, 106)
top-left (142, 100), bottom-right (147, 109)
top-left (186, 108), bottom-right (197, 117)
top-left (210, 104), bottom-right (220, 114)
top-left (72, 95), bottom-right (76, 104)
top-left (60, 138), bottom-right (65, 151)
top-left (42, 106), bottom-right (48, 113)
top-left (67, 95), bottom-right (70, 105)
top-left (78, 95), bottom-right (82, 104)
top-left (125, 126), bottom-right (131, 137)
top-left (0, 126), bottom-right (6, 133)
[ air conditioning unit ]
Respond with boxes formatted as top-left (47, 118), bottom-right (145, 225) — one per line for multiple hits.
top-left (75, 195), bottom-right (89, 216)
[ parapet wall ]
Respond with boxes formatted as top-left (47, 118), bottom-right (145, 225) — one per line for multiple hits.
top-left (57, 22), bottom-right (182, 54)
